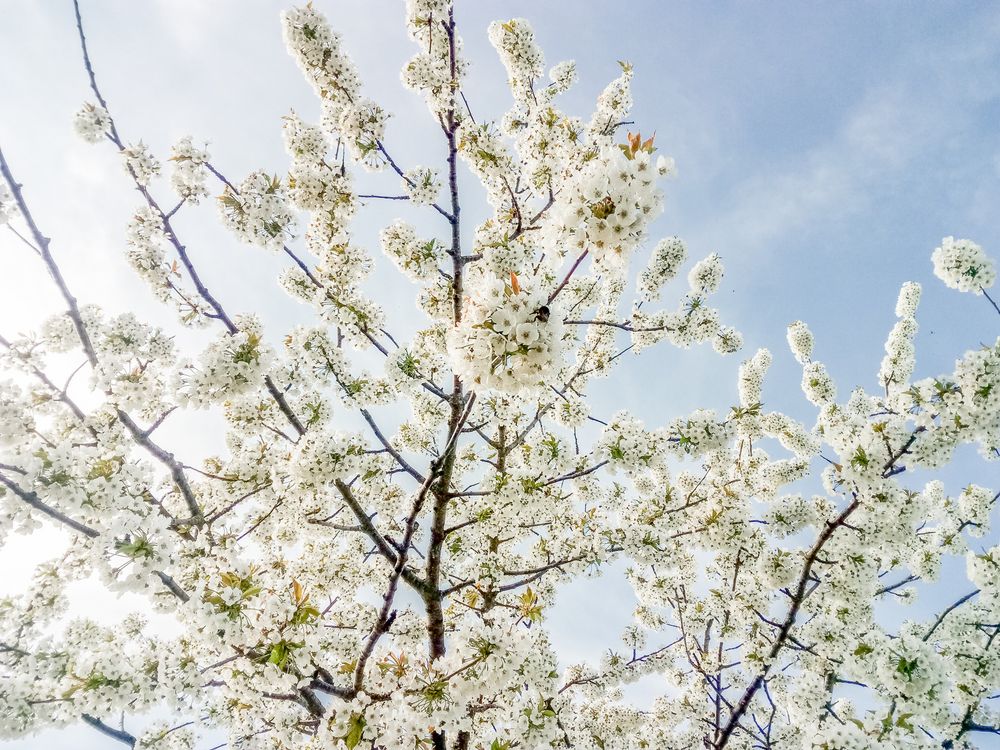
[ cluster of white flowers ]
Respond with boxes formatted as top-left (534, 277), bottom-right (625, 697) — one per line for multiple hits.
top-left (168, 136), bottom-right (210, 203)
top-left (637, 236), bottom-right (687, 301)
top-left (292, 428), bottom-right (370, 488)
top-left (401, 0), bottom-right (467, 117)
top-left (479, 15), bottom-right (581, 205)
top-left (123, 205), bottom-right (210, 324)
top-left (448, 271), bottom-right (563, 392)
top-left (283, 113), bottom-right (355, 237)
top-left (687, 252), bottom-right (724, 295)
top-left (454, 122), bottom-right (518, 211)
top-left (282, 6), bottom-right (359, 112)
top-left (121, 142), bottom-right (160, 186)
top-left (72, 102), bottom-right (111, 143)
top-left (781, 322), bottom-right (839, 405)
top-left (124, 206), bottom-right (167, 278)
top-left (739, 347), bottom-right (772, 407)
top-left (5, 4), bottom-right (1000, 750)
top-left (931, 236), bottom-right (996, 293)
top-left (0, 183), bottom-right (15, 225)
top-left (92, 312), bottom-right (176, 418)
top-left (803, 364), bottom-right (836, 407)
top-left (282, 5), bottom-right (387, 170)
top-left (590, 62), bottom-right (634, 140)
top-left (628, 252), bottom-right (742, 356)
top-left (550, 139), bottom-right (670, 266)
top-left (895, 279), bottom-right (921, 317)
top-left (549, 60), bottom-right (577, 96)
top-left (138, 723), bottom-right (197, 750)
top-left (218, 170), bottom-right (296, 251)
top-left (379, 220), bottom-right (442, 281)
top-left (786, 320), bottom-right (813, 365)
top-left (665, 408), bottom-right (733, 458)
top-left (276, 114), bottom-right (390, 350)
top-left (336, 98), bottom-right (388, 170)
top-left (879, 282), bottom-right (921, 394)
top-left (901, 336), bottom-right (1000, 464)
top-left (488, 18), bottom-right (544, 106)
top-left (173, 316), bottom-right (273, 407)
top-left (597, 412), bottom-right (663, 474)
top-left (402, 166), bottom-right (441, 206)
top-left (472, 221), bottom-right (535, 277)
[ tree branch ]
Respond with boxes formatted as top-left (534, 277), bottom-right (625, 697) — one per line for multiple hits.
top-left (81, 715), bottom-right (136, 748)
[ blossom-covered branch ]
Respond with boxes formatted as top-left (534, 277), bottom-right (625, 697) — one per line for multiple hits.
top-left (0, 2), bottom-right (997, 750)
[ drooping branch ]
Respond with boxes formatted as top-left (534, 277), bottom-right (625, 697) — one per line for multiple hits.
top-left (0, 146), bottom-right (204, 522)
top-left (71, 0), bottom-right (306, 439)
top-left (0, 472), bottom-right (100, 539)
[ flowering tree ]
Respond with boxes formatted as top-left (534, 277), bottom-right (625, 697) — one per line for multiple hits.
top-left (1, 2), bottom-right (998, 749)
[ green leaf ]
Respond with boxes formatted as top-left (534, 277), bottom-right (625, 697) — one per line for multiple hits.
top-left (344, 713), bottom-right (366, 749)
top-left (895, 656), bottom-right (918, 680)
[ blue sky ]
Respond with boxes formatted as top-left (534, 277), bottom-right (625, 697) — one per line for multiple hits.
top-left (1, 1), bottom-right (999, 747)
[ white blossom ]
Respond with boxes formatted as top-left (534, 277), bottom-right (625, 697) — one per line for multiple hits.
top-left (402, 166), bottom-right (441, 206)
top-left (638, 236), bottom-right (687, 302)
top-left (550, 140), bottom-right (665, 266)
top-left (73, 102), bottom-right (111, 143)
top-left (0, 5), bottom-right (997, 750)
top-left (0, 183), bottom-right (16, 225)
top-left (687, 252), bottom-right (724, 296)
top-left (786, 320), bottom-right (813, 365)
top-left (218, 170), bottom-right (296, 251)
top-left (932, 236), bottom-right (995, 293)
top-left (168, 136), bottom-right (210, 203)
top-left (448, 270), bottom-right (564, 392)
top-left (379, 220), bottom-right (442, 281)
top-left (121, 142), bottom-right (160, 186)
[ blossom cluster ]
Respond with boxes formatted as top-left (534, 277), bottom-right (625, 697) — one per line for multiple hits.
top-left (282, 5), bottom-right (387, 169)
top-left (218, 170), bottom-right (296, 251)
top-left (448, 271), bottom-right (564, 392)
top-left (0, 183), bottom-right (15, 225)
top-left (932, 236), bottom-right (996, 293)
top-left (628, 249), bottom-right (741, 356)
top-left (2, 4), bottom-right (998, 750)
top-left (168, 136), bottom-right (210, 203)
top-left (637, 236), bottom-right (687, 301)
top-left (379, 220), bottom-right (442, 281)
top-left (549, 138), bottom-right (670, 266)
top-left (401, 0), bottom-right (468, 118)
top-left (72, 102), bottom-right (111, 143)
top-left (122, 206), bottom-right (212, 327)
top-left (174, 315), bottom-right (273, 407)
top-left (121, 142), bottom-right (161, 186)
top-left (276, 113), bottom-right (388, 350)
top-left (401, 166), bottom-right (441, 206)
top-left (488, 18), bottom-right (545, 106)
